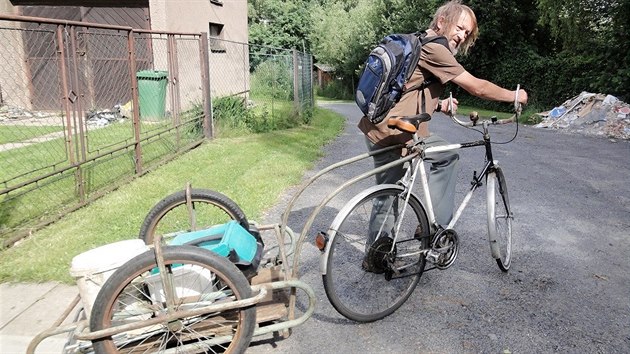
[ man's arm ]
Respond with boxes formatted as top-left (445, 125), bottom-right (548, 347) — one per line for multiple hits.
top-left (451, 70), bottom-right (528, 104)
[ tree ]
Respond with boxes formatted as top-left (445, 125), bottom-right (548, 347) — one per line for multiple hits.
top-left (455, 0), bottom-right (549, 107)
top-left (536, 0), bottom-right (629, 101)
top-left (250, 0), bottom-right (629, 105)
top-left (309, 0), bottom-right (379, 80)
top-left (248, 0), bottom-right (312, 51)
top-left (309, 0), bottom-right (441, 87)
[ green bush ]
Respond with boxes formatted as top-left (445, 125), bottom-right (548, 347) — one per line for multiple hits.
top-left (316, 80), bottom-right (354, 100)
top-left (212, 96), bottom-right (251, 130)
top-left (457, 46), bottom-right (628, 112)
top-left (250, 59), bottom-right (294, 101)
top-left (212, 95), bottom-right (307, 134)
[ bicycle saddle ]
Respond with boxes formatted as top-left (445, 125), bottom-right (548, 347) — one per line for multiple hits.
top-left (387, 113), bottom-right (432, 134)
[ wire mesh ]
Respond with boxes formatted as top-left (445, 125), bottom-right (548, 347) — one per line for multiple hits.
top-left (0, 19), bottom-right (207, 245)
top-left (210, 39), bottom-right (314, 132)
top-left (0, 16), bottom-right (313, 246)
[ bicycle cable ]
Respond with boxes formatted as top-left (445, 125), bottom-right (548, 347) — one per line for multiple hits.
top-left (448, 87), bottom-right (522, 145)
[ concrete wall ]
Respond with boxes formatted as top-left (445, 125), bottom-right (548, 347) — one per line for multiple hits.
top-left (0, 0), bottom-right (18, 13)
top-left (148, 0), bottom-right (247, 42)
top-left (148, 0), bottom-right (250, 101)
top-left (0, 4), bottom-right (32, 109)
top-left (1, 0), bottom-right (249, 112)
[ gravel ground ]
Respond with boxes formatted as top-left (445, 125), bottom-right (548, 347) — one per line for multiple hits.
top-left (246, 102), bottom-right (630, 353)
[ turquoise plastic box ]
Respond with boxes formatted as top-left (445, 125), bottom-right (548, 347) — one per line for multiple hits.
top-left (169, 220), bottom-right (259, 265)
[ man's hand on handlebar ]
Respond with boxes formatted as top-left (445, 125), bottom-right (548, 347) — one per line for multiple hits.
top-left (516, 88), bottom-right (528, 105)
top-left (440, 97), bottom-right (458, 115)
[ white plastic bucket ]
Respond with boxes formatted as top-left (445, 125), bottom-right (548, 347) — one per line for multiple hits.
top-left (69, 239), bottom-right (149, 318)
top-left (144, 264), bottom-right (216, 303)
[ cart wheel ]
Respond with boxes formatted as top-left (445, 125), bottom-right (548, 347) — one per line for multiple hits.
top-left (139, 189), bottom-right (249, 244)
top-left (90, 246), bottom-right (256, 353)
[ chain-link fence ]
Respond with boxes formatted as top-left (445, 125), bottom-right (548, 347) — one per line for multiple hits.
top-left (0, 15), bottom-right (313, 247)
top-left (210, 40), bottom-right (314, 132)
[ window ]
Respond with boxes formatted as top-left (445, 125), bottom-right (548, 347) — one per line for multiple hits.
top-left (209, 22), bottom-right (226, 53)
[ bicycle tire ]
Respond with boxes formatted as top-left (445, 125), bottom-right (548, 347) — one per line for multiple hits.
top-left (323, 186), bottom-right (430, 322)
top-left (90, 245), bottom-right (256, 354)
top-left (487, 167), bottom-right (512, 272)
top-left (139, 189), bottom-right (249, 245)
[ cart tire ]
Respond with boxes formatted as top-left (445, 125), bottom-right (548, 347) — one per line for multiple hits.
top-left (139, 189), bottom-right (249, 244)
top-left (90, 245), bottom-right (256, 353)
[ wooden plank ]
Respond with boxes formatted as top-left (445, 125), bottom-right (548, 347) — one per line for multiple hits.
top-left (255, 302), bottom-right (288, 323)
top-left (250, 266), bottom-right (290, 323)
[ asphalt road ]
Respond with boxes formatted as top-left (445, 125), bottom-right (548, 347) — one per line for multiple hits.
top-left (247, 102), bottom-right (630, 353)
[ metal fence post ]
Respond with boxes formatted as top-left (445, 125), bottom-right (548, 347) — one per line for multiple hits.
top-left (56, 25), bottom-right (76, 166)
top-left (293, 48), bottom-right (299, 112)
top-left (69, 25), bottom-right (87, 203)
top-left (309, 54), bottom-right (315, 109)
top-left (199, 32), bottom-right (213, 138)
top-left (128, 30), bottom-right (143, 175)
top-left (167, 33), bottom-right (181, 144)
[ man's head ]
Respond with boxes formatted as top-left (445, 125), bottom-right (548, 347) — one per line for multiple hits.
top-left (429, 0), bottom-right (479, 56)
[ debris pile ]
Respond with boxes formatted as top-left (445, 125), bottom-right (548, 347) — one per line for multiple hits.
top-left (0, 105), bottom-right (59, 121)
top-left (85, 106), bottom-right (126, 128)
top-left (535, 92), bottom-right (630, 140)
top-left (0, 104), bottom-right (127, 128)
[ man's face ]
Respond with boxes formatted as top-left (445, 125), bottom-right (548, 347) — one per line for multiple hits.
top-left (440, 12), bottom-right (474, 55)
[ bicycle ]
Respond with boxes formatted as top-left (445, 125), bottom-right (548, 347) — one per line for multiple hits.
top-left (319, 87), bottom-right (523, 322)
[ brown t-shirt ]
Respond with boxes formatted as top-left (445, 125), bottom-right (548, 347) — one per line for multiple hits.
top-left (358, 29), bottom-right (465, 146)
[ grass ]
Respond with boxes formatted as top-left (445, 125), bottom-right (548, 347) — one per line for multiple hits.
top-left (0, 119), bottom-right (199, 186)
top-left (0, 118), bottom-right (204, 236)
top-left (0, 125), bottom-right (63, 145)
top-left (0, 107), bottom-right (345, 284)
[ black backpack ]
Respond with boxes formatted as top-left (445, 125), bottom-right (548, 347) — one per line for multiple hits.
top-left (355, 32), bottom-right (448, 124)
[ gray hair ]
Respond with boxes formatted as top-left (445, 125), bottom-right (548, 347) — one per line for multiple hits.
top-left (429, 0), bottom-right (479, 56)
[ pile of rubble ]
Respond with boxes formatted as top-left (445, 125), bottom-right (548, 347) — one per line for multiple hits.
top-left (535, 92), bottom-right (630, 140)
top-left (0, 105), bottom-right (60, 124)
top-left (85, 106), bottom-right (126, 128)
top-left (0, 104), bottom-right (127, 128)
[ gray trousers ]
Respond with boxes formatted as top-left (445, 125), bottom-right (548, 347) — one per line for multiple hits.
top-left (366, 135), bottom-right (459, 228)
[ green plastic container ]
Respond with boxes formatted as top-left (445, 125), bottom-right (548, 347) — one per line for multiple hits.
top-left (136, 70), bottom-right (168, 120)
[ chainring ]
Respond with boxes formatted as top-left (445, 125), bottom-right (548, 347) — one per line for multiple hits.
top-left (433, 229), bottom-right (459, 269)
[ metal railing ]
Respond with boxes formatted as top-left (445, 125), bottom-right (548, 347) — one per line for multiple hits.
top-left (0, 14), bottom-right (313, 247)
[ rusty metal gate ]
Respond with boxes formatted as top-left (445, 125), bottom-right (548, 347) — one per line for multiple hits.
top-left (0, 14), bottom-right (212, 246)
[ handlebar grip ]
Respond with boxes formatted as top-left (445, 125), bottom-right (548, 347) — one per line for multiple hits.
top-left (514, 84), bottom-right (522, 112)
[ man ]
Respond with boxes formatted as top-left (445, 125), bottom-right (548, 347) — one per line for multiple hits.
top-left (359, 0), bottom-right (528, 229)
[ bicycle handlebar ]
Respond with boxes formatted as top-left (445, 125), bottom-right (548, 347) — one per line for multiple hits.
top-left (453, 112), bottom-right (516, 128)
top-left (447, 85), bottom-right (522, 128)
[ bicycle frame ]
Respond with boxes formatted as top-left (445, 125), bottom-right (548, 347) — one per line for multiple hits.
top-left (377, 119), bottom-right (498, 260)
top-left (418, 120), bottom-right (498, 233)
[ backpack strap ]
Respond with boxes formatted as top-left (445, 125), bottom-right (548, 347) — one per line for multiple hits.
top-left (403, 32), bottom-right (449, 113)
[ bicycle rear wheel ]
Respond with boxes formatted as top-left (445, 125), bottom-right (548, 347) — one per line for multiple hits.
top-left (487, 167), bottom-right (512, 272)
top-left (139, 189), bottom-right (249, 245)
top-left (323, 186), bottom-right (430, 322)
top-left (90, 246), bottom-right (256, 353)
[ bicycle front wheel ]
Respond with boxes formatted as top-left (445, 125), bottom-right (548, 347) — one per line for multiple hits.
top-left (90, 246), bottom-right (256, 353)
top-left (323, 186), bottom-right (430, 322)
top-left (487, 167), bottom-right (513, 272)
top-left (139, 189), bottom-right (249, 245)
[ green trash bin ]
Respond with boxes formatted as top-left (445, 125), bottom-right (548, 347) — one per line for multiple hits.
top-left (136, 70), bottom-right (168, 120)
